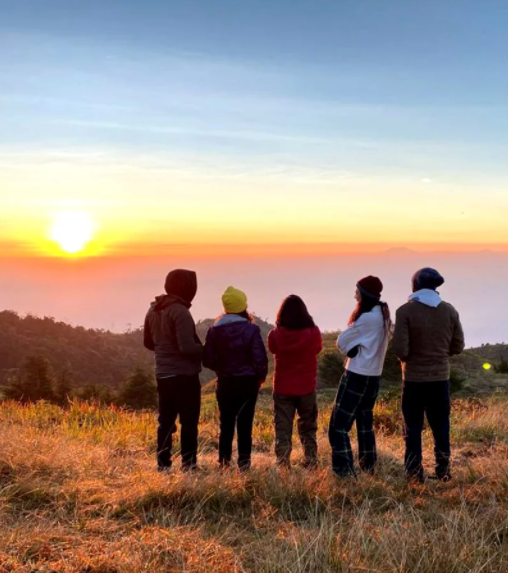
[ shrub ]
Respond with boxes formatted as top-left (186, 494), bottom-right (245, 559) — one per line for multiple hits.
top-left (494, 358), bottom-right (508, 374)
top-left (450, 368), bottom-right (466, 394)
top-left (318, 351), bottom-right (344, 388)
top-left (2, 356), bottom-right (55, 403)
top-left (118, 367), bottom-right (158, 410)
top-left (77, 384), bottom-right (115, 405)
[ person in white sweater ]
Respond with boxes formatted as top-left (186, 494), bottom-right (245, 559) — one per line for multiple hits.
top-left (328, 276), bottom-right (391, 477)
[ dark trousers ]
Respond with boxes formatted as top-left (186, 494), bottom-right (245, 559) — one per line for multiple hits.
top-left (156, 374), bottom-right (201, 469)
top-left (216, 376), bottom-right (259, 469)
top-left (328, 370), bottom-right (380, 477)
top-left (402, 380), bottom-right (451, 479)
top-left (273, 392), bottom-right (318, 466)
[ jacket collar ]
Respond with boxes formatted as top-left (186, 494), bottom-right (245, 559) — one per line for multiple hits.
top-left (214, 314), bottom-right (249, 326)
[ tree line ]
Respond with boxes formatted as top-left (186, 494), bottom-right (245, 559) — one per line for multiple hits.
top-left (1, 355), bottom-right (158, 409)
top-left (1, 310), bottom-right (506, 407)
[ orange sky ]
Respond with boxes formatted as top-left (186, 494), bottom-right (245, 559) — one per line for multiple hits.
top-left (1, 147), bottom-right (507, 259)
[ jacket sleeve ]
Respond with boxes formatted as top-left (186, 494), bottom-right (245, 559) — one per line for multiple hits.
top-left (143, 313), bottom-right (155, 351)
top-left (267, 329), bottom-right (277, 354)
top-left (337, 316), bottom-right (368, 355)
top-left (391, 308), bottom-right (410, 360)
top-left (252, 328), bottom-right (269, 381)
top-left (202, 328), bottom-right (217, 372)
top-left (172, 307), bottom-right (204, 359)
top-left (449, 309), bottom-right (465, 356)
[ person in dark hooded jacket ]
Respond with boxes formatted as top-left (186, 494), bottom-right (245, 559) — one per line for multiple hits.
top-left (144, 269), bottom-right (203, 471)
top-left (203, 286), bottom-right (268, 470)
top-left (268, 295), bottom-right (323, 468)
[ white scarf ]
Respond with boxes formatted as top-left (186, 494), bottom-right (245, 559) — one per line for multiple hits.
top-left (408, 289), bottom-right (442, 308)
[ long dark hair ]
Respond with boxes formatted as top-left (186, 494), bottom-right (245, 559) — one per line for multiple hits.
top-left (276, 295), bottom-right (316, 330)
top-left (349, 298), bottom-right (392, 331)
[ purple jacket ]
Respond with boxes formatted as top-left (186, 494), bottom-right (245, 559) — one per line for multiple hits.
top-left (203, 315), bottom-right (268, 380)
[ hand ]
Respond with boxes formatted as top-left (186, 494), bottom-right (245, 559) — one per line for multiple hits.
top-left (347, 346), bottom-right (360, 358)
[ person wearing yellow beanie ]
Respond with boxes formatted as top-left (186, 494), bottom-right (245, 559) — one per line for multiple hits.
top-left (203, 286), bottom-right (268, 470)
top-left (222, 286), bottom-right (248, 314)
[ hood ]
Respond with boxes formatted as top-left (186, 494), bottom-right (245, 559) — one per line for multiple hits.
top-left (151, 294), bottom-right (187, 312)
top-left (164, 269), bottom-right (197, 306)
top-left (408, 289), bottom-right (442, 308)
top-left (272, 327), bottom-right (315, 351)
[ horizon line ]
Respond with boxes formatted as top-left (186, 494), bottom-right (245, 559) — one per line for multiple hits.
top-left (2, 241), bottom-right (508, 259)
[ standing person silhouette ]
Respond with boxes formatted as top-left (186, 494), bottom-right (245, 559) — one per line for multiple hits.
top-left (144, 269), bottom-right (203, 471)
top-left (392, 268), bottom-right (465, 483)
top-left (203, 287), bottom-right (268, 470)
top-left (268, 295), bottom-right (322, 468)
top-left (329, 276), bottom-right (391, 477)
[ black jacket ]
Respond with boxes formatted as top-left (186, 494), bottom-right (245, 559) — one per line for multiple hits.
top-left (144, 270), bottom-right (203, 377)
top-left (203, 315), bottom-right (268, 380)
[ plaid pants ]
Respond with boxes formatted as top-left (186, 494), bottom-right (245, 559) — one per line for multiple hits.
top-left (328, 370), bottom-right (380, 477)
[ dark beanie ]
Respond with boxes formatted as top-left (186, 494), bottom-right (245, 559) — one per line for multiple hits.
top-left (412, 268), bottom-right (444, 292)
top-left (357, 276), bottom-right (383, 300)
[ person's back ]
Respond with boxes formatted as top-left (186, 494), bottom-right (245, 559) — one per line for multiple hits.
top-left (144, 271), bottom-right (203, 378)
top-left (203, 287), bottom-right (268, 470)
top-left (204, 314), bottom-right (267, 379)
top-left (268, 295), bottom-right (322, 468)
top-left (144, 269), bottom-right (203, 471)
top-left (328, 276), bottom-right (390, 477)
top-left (392, 291), bottom-right (464, 382)
top-left (269, 325), bottom-right (322, 396)
top-left (392, 268), bottom-right (465, 483)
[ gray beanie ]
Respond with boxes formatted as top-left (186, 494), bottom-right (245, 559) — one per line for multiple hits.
top-left (412, 268), bottom-right (444, 292)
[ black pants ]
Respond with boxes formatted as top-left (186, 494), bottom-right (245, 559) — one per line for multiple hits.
top-left (157, 374), bottom-right (201, 469)
top-left (273, 392), bottom-right (318, 466)
top-left (216, 376), bottom-right (259, 469)
top-left (402, 380), bottom-right (451, 480)
top-left (328, 370), bottom-right (380, 477)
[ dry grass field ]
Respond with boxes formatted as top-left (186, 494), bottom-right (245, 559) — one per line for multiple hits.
top-left (1, 390), bottom-right (507, 572)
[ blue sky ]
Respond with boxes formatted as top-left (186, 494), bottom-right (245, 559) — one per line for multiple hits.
top-left (1, 0), bottom-right (508, 250)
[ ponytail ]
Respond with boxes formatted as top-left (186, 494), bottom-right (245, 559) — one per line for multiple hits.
top-left (349, 299), bottom-right (392, 334)
top-left (380, 301), bottom-right (393, 335)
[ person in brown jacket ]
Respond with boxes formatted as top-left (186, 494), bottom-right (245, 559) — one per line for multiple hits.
top-left (392, 267), bottom-right (465, 482)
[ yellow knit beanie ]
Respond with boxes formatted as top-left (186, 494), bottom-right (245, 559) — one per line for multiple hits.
top-left (222, 286), bottom-right (248, 314)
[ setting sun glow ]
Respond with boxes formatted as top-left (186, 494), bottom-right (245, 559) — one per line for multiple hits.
top-left (49, 211), bottom-right (94, 255)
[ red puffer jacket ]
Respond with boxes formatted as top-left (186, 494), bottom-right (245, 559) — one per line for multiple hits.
top-left (268, 326), bottom-right (323, 396)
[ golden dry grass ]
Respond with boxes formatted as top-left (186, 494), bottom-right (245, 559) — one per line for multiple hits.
top-left (1, 393), bottom-right (507, 572)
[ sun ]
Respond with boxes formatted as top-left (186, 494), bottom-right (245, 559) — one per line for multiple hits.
top-left (49, 210), bottom-right (94, 254)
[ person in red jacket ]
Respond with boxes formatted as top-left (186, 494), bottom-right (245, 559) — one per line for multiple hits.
top-left (268, 295), bottom-right (323, 468)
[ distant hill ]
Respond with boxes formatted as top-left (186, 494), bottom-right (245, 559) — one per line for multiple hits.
top-left (0, 310), bottom-right (505, 394)
top-left (0, 310), bottom-right (274, 390)
top-left (0, 310), bottom-right (151, 389)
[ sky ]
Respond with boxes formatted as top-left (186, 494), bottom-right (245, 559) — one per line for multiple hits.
top-left (2, 0), bottom-right (508, 254)
top-left (1, 1), bottom-right (508, 344)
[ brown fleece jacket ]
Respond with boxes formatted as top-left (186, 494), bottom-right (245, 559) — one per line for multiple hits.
top-left (392, 300), bottom-right (465, 382)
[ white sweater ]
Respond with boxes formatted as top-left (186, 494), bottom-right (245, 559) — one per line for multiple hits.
top-left (337, 306), bottom-right (389, 377)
